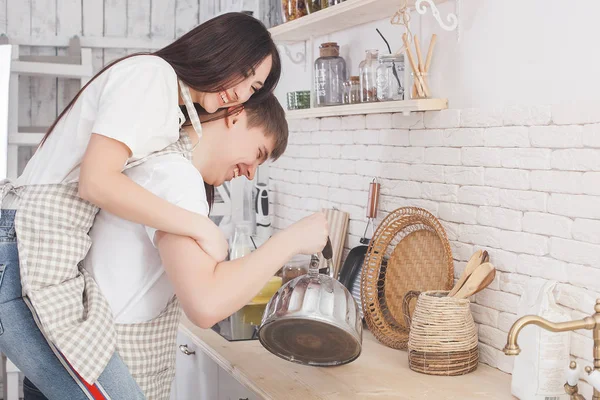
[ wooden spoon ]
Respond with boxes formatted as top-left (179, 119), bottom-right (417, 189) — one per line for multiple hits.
top-left (469, 267), bottom-right (496, 298)
top-left (448, 250), bottom-right (484, 297)
top-left (453, 262), bottom-right (496, 299)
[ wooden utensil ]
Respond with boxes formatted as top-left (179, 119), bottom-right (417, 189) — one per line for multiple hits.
top-left (413, 35), bottom-right (431, 97)
top-left (447, 250), bottom-right (485, 297)
top-left (469, 267), bottom-right (496, 297)
top-left (452, 262), bottom-right (496, 299)
top-left (402, 33), bottom-right (425, 98)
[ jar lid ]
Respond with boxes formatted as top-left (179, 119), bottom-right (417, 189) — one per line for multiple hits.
top-left (320, 42), bottom-right (339, 48)
top-left (349, 76), bottom-right (359, 82)
top-left (379, 53), bottom-right (404, 62)
top-left (319, 42), bottom-right (340, 57)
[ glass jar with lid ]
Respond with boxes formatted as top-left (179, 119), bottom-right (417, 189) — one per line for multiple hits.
top-left (376, 53), bottom-right (405, 101)
top-left (281, 0), bottom-right (307, 22)
top-left (314, 42), bottom-right (347, 107)
top-left (343, 76), bottom-right (360, 104)
top-left (359, 49), bottom-right (379, 103)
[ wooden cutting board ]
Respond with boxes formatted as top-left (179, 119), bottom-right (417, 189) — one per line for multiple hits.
top-left (319, 208), bottom-right (349, 278)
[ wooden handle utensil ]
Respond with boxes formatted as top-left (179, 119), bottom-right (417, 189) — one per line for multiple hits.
top-left (402, 33), bottom-right (425, 98)
top-left (413, 35), bottom-right (431, 97)
top-left (453, 262), bottom-right (496, 299)
top-left (424, 34), bottom-right (437, 73)
top-left (448, 250), bottom-right (486, 296)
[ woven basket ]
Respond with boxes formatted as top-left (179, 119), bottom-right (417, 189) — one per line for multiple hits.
top-left (361, 207), bottom-right (453, 350)
top-left (403, 290), bottom-right (479, 376)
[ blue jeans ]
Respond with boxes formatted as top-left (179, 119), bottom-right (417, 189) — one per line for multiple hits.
top-left (0, 209), bottom-right (146, 400)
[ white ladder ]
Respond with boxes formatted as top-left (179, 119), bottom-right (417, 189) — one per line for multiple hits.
top-left (0, 36), bottom-right (93, 400)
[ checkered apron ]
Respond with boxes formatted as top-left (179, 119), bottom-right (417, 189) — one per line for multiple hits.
top-left (0, 79), bottom-right (203, 390)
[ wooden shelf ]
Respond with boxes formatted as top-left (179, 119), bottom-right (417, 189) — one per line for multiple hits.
top-left (269, 0), bottom-right (447, 43)
top-left (285, 98), bottom-right (447, 119)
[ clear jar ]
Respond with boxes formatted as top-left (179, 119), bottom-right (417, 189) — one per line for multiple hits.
top-left (306, 0), bottom-right (320, 14)
top-left (359, 49), bottom-right (379, 103)
top-left (409, 72), bottom-right (430, 99)
top-left (230, 223), bottom-right (254, 260)
top-left (376, 53), bottom-right (405, 101)
top-left (314, 42), bottom-right (347, 107)
top-left (286, 90), bottom-right (311, 110)
top-left (281, 0), bottom-right (307, 22)
top-left (343, 76), bottom-right (360, 104)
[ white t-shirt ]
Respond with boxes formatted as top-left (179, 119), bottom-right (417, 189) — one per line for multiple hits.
top-left (85, 153), bottom-right (209, 323)
top-left (17, 55), bottom-right (184, 185)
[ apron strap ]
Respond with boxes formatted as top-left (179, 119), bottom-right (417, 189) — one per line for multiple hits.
top-left (178, 80), bottom-right (202, 151)
top-left (0, 179), bottom-right (15, 218)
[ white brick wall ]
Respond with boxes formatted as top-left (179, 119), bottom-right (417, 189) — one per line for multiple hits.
top-left (269, 101), bottom-right (600, 374)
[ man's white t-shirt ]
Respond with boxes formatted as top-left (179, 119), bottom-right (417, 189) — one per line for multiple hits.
top-left (17, 55), bottom-right (184, 185)
top-left (85, 153), bottom-right (209, 323)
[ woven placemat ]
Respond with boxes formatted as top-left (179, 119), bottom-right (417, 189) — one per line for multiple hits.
top-left (361, 207), bottom-right (453, 350)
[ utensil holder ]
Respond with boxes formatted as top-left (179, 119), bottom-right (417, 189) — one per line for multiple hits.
top-left (403, 290), bottom-right (479, 376)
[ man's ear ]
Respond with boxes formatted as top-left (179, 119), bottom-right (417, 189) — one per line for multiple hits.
top-left (225, 105), bottom-right (244, 127)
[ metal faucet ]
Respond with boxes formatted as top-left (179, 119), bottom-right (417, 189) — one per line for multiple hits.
top-left (503, 299), bottom-right (600, 400)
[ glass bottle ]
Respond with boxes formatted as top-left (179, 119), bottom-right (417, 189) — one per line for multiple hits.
top-left (343, 76), bottom-right (360, 104)
top-left (314, 42), bottom-right (347, 107)
top-left (320, 0), bottom-right (328, 10)
top-left (359, 49), bottom-right (379, 103)
top-left (306, 0), bottom-right (320, 14)
top-left (281, 0), bottom-right (307, 22)
top-left (376, 53), bottom-right (405, 101)
top-left (230, 223), bottom-right (254, 260)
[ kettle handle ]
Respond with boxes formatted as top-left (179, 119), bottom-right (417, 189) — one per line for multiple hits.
top-left (402, 290), bottom-right (421, 327)
top-left (322, 237), bottom-right (333, 260)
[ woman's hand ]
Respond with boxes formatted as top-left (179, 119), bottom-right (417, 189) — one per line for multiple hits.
top-left (281, 212), bottom-right (329, 255)
top-left (192, 214), bottom-right (229, 262)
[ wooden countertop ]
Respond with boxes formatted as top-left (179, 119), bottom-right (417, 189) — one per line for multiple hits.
top-left (180, 317), bottom-right (516, 400)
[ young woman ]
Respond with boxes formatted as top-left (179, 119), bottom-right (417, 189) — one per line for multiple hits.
top-left (0, 12), bottom-right (282, 400)
top-left (80, 95), bottom-right (328, 399)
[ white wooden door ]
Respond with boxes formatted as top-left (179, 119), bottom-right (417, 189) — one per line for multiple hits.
top-left (172, 329), bottom-right (219, 400)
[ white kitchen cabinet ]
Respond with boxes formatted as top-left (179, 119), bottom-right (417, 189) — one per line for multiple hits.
top-left (217, 368), bottom-right (258, 400)
top-left (173, 328), bottom-right (259, 400)
top-left (172, 330), bottom-right (219, 400)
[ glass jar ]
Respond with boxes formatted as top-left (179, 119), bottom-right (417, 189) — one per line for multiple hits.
top-left (343, 76), bottom-right (360, 104)
top-left (229, 223), bottom-right (254, 260)
top-left (359, 49), bottom-right (379, 103)
top-left (376, 53), bottom-right (405, 101)
top-left (281, 0), bottom-right (307, 22)
top-left (314, 42), bottom-right (347, 107)
top-left (320, 0), bottom-right (328, 10)
top-left (328, 0), bottom-right (345, 5)
top-left (306, 0), bottom-right (320, 14)
top-left (286, 90), bottom-right (311, 110)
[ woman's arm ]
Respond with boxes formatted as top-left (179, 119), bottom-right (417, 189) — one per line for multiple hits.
top-left (156, 212), bottom-right (329, 329)
top-left (79, 134), bottom-right (228, 262)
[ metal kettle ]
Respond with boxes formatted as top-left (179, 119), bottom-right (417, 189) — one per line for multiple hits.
top-left (258, 239), bottom-right (363, 366)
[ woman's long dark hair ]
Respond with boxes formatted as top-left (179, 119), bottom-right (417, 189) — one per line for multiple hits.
top-left (40, 12), bottom-right (281, 146)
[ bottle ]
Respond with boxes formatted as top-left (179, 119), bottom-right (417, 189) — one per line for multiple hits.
top-left (230, 223), bottom-right (254, 260)
top-left (359, 49), bottom-right (379, 103)
top-left (376, 53), bottom-right (405, 101)
top-left (281, 0), bottom-right (307, 22)
top-left (314, 42), bottom-right (347, 107)
top-left (343, 76), bottom-right (360, 104)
